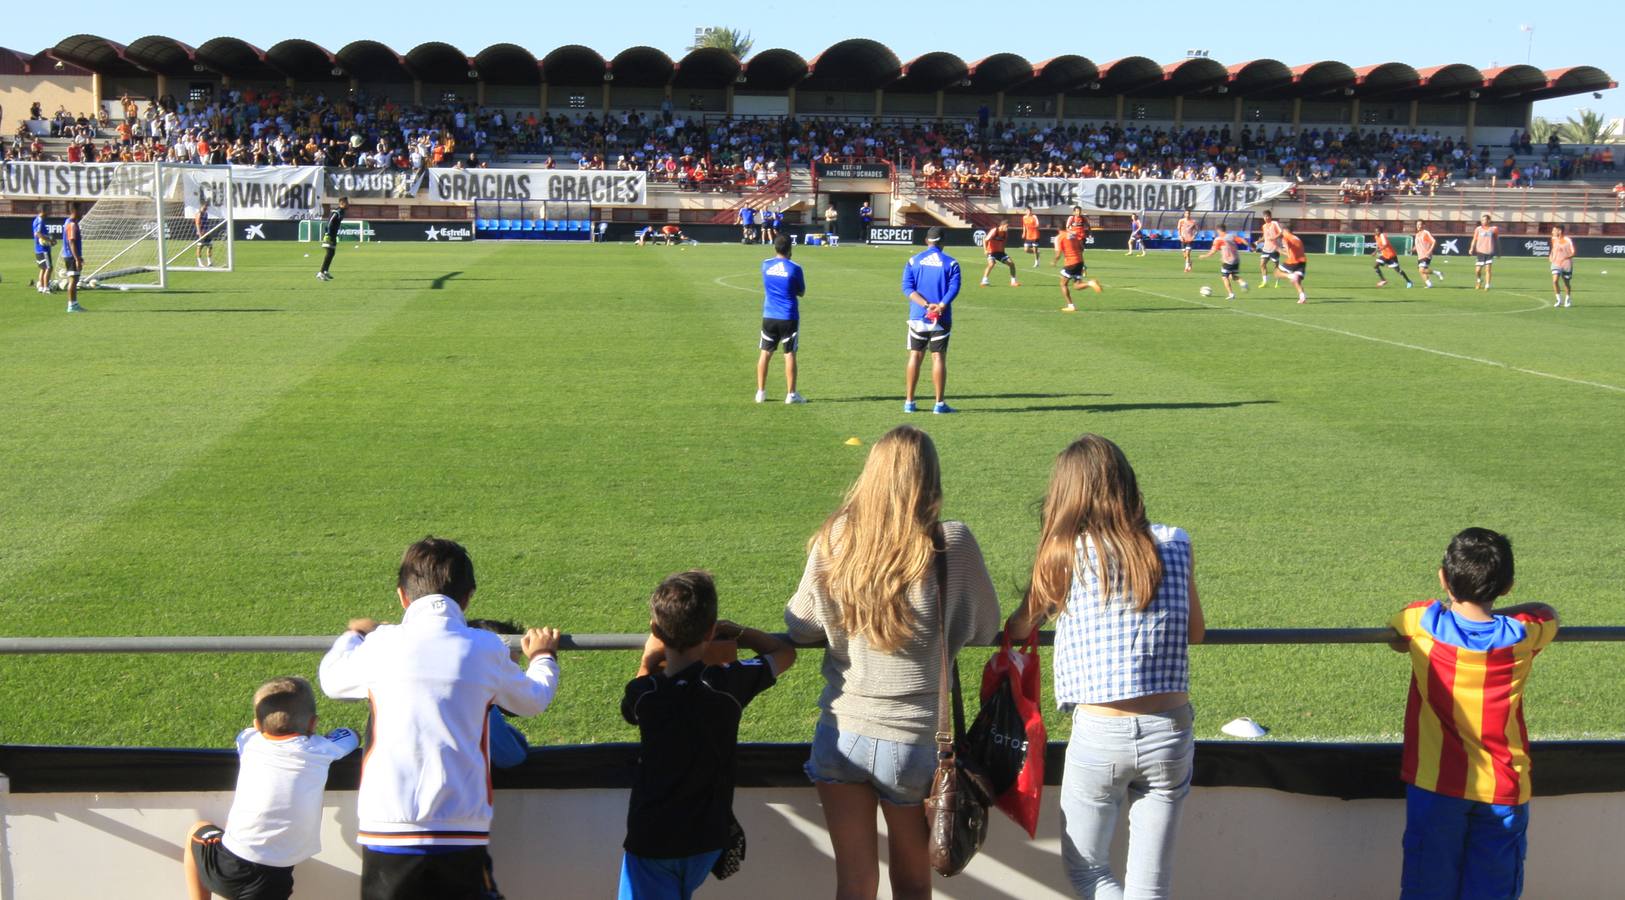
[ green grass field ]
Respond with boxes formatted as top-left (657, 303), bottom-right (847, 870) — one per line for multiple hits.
top-left (2, 236), bottom-right (1622, 749)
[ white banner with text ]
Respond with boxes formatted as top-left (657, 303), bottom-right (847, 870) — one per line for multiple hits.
top-left (425, 168), bottom-right (647, 206)
top-left (999, 178), bottom-right (1293, 213)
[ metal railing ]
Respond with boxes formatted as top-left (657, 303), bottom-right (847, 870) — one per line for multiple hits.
top-left (1, 626), bottom-right (1621, 655)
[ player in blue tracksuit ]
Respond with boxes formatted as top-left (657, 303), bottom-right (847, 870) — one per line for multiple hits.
top-left (739, 206), bottom-right (756, 244)
top-left (32, 205), bottom-right (53, 295)
top-left (901, 226), bottom-right (960, 414)
top-left (756, 233), bottom-right (807, 405)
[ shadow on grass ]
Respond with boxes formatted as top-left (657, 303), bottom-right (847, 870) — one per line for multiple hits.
top-left (976, 399), bottom-right (1279, 414)
top-left (1302, 298), bottom-right (1417, 305)
top-left (821, 392), bottom-right (1112, 403)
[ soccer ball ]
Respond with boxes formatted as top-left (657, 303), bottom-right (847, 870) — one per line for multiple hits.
top-left (1199, 285), bottom-right (1214, 297)
top-left (83, 278), bottom-right (99, 289)
top-left (1238, 280), bottom-right (1250, 292)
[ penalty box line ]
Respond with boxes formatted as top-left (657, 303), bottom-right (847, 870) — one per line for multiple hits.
top-left (1124, 286), bottom-right (1625, 396)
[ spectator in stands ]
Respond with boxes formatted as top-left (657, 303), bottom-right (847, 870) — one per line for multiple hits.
top-left (1389, 528), bottom-right (1558, 900)
top-left (620, 571), bottom-right (795, 898)
top-left (785, 424), bottom-right (1000, 900)
top-left (183, 677), bottom-right (359, 900)
top-left (1004, 433), bottom-right (1204, 900)
top-left (318, 536), bottom-right (562, 900)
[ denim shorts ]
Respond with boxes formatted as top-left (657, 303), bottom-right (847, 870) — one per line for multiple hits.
top-left (804, 720), bottom-right (937, 806)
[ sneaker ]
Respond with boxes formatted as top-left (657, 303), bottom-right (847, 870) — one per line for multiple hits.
top-left (1563, 297), bottom-right (1572, 307)
top-left (785, 392), bottom-right (806, 404)
top-left (66, 302), bottom-right (84, 313)
top-left (1297, 295), bottom-right (1307, 304)
top-left (1225, 293), bottom-right (1236, 300)
top-left (1061, 304), bottom-right (1077, 312)
top-left (1554, 297), bottom-right (1564, 307)
top-left (932, 402), bottom-right (956, 414)
top-left (1010, 279), bottom-right (1020, 287)
top-left (979, 280), bottom-right (990, 287)
top-left (1424, 281), bottom-right (1432, 288)
top-left (1183, 264), bottom-right (1192, 273)
top-left (1376, 280), bottom-right (1388, 287)
top-left (1436, 272), bottom-right (1445, 282)
top-left (903, 400), bottom-right (918, 413)
top-left (1032, 260), bottom-right (1039, 268)
top-left (1405, 282), bottom-right (1413, 288)
top-left (315, 272), bottom-right (327, 281)
top-left (754, 389), bottom-right (767, 403)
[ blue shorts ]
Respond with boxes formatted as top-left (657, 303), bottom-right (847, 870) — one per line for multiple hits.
top-left (1400, 784), bottom-right (1527, 900)
top-left (804, 719), bottom-right (936, 805)
top-left (618, 850), bottom-right (721, 900)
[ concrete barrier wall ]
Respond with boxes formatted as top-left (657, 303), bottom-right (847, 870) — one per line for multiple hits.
top-left (2, 783), bottom-right (1615, 898)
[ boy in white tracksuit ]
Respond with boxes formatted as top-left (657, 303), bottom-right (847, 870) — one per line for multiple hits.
top-left (320, 536), bottom-right (562, 900)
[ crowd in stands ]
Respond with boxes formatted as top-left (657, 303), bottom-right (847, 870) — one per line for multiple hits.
top-left (177, 422), bottom-right (1560, 900)
top-left (6, 91), bottom-right (1618, 205)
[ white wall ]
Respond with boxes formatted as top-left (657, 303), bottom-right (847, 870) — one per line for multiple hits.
top-left (2, 783), bottom-right (1617, 898)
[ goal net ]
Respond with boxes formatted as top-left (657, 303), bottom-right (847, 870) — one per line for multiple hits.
top-left (71, 163), bottom-right (235, 289)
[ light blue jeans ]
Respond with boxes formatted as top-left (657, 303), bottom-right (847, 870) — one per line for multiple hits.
top-left (1060, 704), bottom-right (1195, 899)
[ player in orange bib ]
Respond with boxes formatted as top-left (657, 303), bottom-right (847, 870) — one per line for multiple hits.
top-left (1056, 229), bottom-right (1100, 311)
top-left (1277, 224), bottom-right (1309, 304)
top-left (1021, 207), bottom-right (1043, 268)
top-left (1176, 209), bottom-right (1197, 273)
top-left (1471, 215), bottom-right (1499, 290)
top-left (980, 221), bottom-right (1020, 287)
top-left (1198, 226), bottom-right (1247, 299)
top-left (1549, 224), bottom-right (1575, 307)
top-left (1413, 221), bottom-right (1442, 288)
top-left (1055, 212), bottom-right (1088, 268)
top-left (1372, 228), bottom-right (1414, 288)
top-left (1257, 210), bottom-right (1283, 286)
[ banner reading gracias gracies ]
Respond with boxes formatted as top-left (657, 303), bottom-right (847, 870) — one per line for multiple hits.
top-left (1, 162), bottom-right (650, 216)
top-left (1000, 177), bottom-right (1292, 213)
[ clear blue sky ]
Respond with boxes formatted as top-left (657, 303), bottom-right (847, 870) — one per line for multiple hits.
top-left (9, 0), bottom-right (1620, 123)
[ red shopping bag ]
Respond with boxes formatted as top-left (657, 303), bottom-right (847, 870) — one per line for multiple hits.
top-left (965, 630), bottom-right (1046, 837)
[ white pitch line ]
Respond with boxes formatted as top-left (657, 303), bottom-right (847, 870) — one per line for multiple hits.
top-left (1126, 286), bottom-right (1625, 395)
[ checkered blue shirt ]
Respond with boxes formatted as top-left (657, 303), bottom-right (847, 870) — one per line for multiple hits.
top-left (1052, 524), bottom-right (1192, 707)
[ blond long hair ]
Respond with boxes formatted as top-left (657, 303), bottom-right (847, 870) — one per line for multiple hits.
top-left (811, 425), bottom-right (942, 653)
top-left (1025, 434), bottom-right (1162, 620)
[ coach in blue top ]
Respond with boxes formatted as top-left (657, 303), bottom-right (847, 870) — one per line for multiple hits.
top-left (757, 233), bottom-right (807, 405)
top-left (902, 226), bottom-right (960, 414)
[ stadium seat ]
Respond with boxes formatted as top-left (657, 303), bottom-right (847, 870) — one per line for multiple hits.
top-left (544, 220), bottom-right (558, 232)
top-left (573, 219), bottom-right (589, 232)
top-left (501, 219), bottom-right (519, 232)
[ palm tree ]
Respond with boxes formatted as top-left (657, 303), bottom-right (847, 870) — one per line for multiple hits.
top-left (689, 27), bottom-right (753, 59)
top-left (1527, 117), bottom-right (1558, 144)
top-left (1559, 109), bottom-right (1620, 145)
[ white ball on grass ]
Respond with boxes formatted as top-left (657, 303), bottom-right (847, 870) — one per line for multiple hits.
top-left (1199, 285), bottom-right (1214, 297)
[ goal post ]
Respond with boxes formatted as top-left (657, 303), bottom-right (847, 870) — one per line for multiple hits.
top-left (71, 162), bottom-right (236, 289)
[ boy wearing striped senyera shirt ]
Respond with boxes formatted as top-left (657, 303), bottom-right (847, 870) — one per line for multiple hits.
top-left (1388, 528), bottom-right (1559, 900)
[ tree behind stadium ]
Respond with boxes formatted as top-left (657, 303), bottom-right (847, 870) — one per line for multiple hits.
top-left (690, 27), bottom-right (753, 59)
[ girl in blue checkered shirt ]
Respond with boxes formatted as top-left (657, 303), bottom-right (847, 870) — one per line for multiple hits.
top-left (1005, 434), bottom-right (1205, 899)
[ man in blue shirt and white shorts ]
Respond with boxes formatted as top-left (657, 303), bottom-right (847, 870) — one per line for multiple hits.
top-left (31, 204), bottom-right (54, 295)
top-left (902, 226), bottom-right (961, 414)
top-left (756, 234), bottom-right (807, 404)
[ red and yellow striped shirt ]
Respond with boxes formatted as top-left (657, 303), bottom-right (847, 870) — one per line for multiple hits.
top-left (1392, 600), bottom-right (1557, 805)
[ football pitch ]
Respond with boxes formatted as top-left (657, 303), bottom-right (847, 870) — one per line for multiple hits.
top-left (1, 237), bottom-right (1622, 749)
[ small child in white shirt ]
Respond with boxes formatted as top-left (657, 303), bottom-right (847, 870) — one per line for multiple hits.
top-left (184, 676), bottom-right (358, 900)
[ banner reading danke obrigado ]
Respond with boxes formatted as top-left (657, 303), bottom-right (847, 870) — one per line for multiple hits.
top-left (426, 168), bottom-right (647, 206)
top-left (1000, 177), bottom-right (1292, 213)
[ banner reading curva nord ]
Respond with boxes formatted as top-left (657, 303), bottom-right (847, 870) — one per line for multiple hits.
top-left (999, 178), bottom-right (1293, 213)
top-left (426, 168), bottom-right (647, 206)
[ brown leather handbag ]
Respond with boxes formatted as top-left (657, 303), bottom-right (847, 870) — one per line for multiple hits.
top-left (923, 527), bottom-right (995, 876)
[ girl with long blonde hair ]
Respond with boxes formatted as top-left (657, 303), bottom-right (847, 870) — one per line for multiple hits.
top-left (1006, 434), bottom-right (1205, 899)
top-left (786, 425), bottom-right (999, 899)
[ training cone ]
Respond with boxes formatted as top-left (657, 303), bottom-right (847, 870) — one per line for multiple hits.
top-left (844, 437), bottom-right (863, 446)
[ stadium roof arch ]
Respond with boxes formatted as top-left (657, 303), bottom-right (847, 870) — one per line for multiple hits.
top-left (803, 39), bottom-right (901, 91)
top-left (673, 47), bottom-right (741, 89)
top-left (738, 48), bottom-right (807, 91)
top-left (195, 37), bottom-right (281, 82)
top-left (18, 37), bottom-right (1614, 108)
top-left (265, 39), bottom-right (338, 81)
top-left (608, 46), bottom-right (674, 88)
top-left (540, 45), bottom-right (606, 86)
top-left (895, 52), bottom-right (968, 93)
